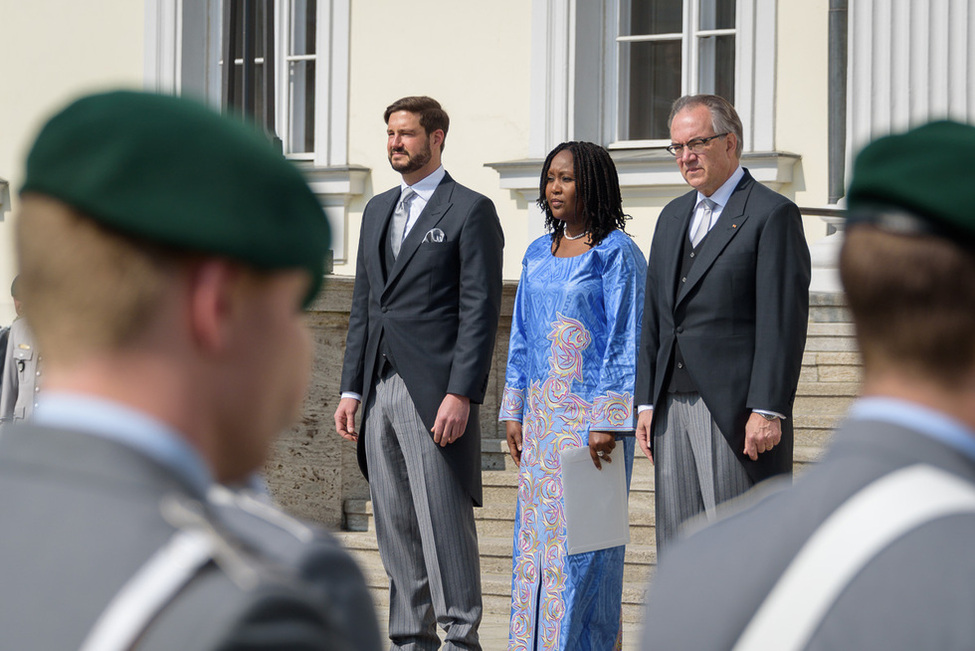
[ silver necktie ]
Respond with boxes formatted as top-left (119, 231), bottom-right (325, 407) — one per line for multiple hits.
top-left (390, 188), bottom-right (416, 258)
top-left (691, 198), bottom-right (716, 248)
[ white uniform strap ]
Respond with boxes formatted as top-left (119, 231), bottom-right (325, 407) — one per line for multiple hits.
top-left (733, 464), bottom-right (975, 651)
top-left (79, 529), bottom-right (214, 651)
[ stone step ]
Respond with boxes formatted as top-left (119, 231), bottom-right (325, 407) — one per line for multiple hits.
top-left (795, 424), bottom-right (841, 449)
top-left (808, 292), bottom-right (851, 323)
top-left (801, 351), bottom-right (862, 383)
top-left (794, 391), bottom-right (857, 415)
top-left (337, 530), bottom-right (652, 624)
top-left (805, 322), bottom-right (857, 338)
top-left (359, 582), bottom-right (645, 646)
top-left (481, 437), bottom-right (509, 471)
top-left (353, 536), bottom-right (655, 587)
top-left (345, 499), bottom-right (657, 540)
top-left (802, 335), bottom-right (859, 352)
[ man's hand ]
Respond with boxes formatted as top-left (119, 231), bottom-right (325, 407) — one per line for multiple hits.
top-left (505, 421), bottom-right (523, 467)
top-left (743, 412), bottom-right (782, 461)
top-left (334, 397), bottom-right (361, 442)
top-left (433, 393), bottom-right (470, 446)
top-left (589, 430), bottom-right (616, 470)
top-left (635, 409), bottom-right (654, 463)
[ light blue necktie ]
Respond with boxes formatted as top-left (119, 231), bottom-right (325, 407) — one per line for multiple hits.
top-left (390, 188), bottom-right (416, 258)
top-left (691, 197), bottom-right (716, 248)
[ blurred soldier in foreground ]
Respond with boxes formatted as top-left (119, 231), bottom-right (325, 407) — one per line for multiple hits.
top-left (642, 120), bottom-right (975, 650)
top-left (0, 90), bottom-right (379, 650)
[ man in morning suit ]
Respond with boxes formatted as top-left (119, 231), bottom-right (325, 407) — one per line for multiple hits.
top-left (634, 94), bottom-right (810, 555)
top-left (334, 96), bottom-right (503, 650)
top-left (0, 90), bottom-right (379, 650)
top-left (643, 120), bottom-right (975, 650)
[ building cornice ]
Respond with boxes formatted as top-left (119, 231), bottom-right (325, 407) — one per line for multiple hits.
top-left (487, 150), bottom-right (801, 200)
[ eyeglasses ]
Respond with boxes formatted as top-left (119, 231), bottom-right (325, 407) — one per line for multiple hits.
top-left (665, 133), bottom-right (729, 157)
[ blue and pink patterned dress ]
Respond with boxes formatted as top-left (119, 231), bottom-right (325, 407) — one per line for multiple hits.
top-left (499, 229), bottom-right (646, 651)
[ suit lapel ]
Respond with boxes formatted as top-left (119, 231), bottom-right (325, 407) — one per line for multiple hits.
top-left (676, 172), bottom-right (754, 307)
top-left (661, 192), bottom-right (697, 314)
top-left (383, 174), bottom-right (455, 294)
top-left (367, 189), bottom-right (399, 288)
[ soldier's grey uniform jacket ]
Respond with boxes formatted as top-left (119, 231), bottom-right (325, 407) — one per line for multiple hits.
top-left (0, 318), bottom-right (40, 423)
top-left (642, 409), bottom-right (975, 650)
top-left (0, 423), bottom-right (376, 650)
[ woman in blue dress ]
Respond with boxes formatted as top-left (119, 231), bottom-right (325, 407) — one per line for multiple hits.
top-left (499, 141), bottom-right (646, 650)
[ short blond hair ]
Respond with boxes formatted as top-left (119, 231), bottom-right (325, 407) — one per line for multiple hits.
top-left (16, 195), bottom-right (182, 363)
top-left (840, 225), bottom-right (975, 386)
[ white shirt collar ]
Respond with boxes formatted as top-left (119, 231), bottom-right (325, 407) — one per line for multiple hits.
top-left (401, 165), bottom-right (446, 201)
top-left (698, 165), bottom-right (744, 209)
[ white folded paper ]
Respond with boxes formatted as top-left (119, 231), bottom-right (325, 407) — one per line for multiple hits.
top-left (560, 445), bottom-right (630, 555)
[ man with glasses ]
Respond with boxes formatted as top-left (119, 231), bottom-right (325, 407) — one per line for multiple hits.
top-left (635, 94), bottom-right (811, 556)
top-left (643, 118), bottom-right (975, 651)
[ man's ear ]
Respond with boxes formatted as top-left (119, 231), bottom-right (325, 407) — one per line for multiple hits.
top-left (431, 129), bottom-right (445, 151)
top-left (187, 260), bottom-right (240, 352)
top-left (726, 132), bottom-right (738, 155)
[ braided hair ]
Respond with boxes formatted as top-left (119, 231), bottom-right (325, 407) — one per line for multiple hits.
top-left (537, 141), bottom-right (628, 252)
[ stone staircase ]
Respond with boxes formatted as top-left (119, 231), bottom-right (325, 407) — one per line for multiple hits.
top-left (335, 293), bottom-right (860, 643)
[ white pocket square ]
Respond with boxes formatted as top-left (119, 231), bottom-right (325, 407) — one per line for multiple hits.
top-left (423, 228), bottom-right (446, 243)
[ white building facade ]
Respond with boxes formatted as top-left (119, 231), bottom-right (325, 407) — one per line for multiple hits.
top-left (1, 0), bottom-right (974, 318)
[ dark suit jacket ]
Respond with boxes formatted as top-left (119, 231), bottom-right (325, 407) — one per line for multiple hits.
top-left (636, 169), bottom-right (810, 482)
top-left (0, 425), bottom-right (351, 650)
top-left (340, 172), bottom-right (504, 505)
top-left (642, 418), bottom-right (975, 650)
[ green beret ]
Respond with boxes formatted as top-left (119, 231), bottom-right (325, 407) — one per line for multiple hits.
top-left (847, 120), bottom-right (975, 244)
top-left (21, 90), bottom-right (329, 306)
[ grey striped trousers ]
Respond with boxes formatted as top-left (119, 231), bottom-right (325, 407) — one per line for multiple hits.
top-left (654, 393), bottom-right (753, 558)
top-left (364, 369), bottom-right (482, 650)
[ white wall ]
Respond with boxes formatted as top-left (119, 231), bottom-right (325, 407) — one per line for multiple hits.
top-left (776, 0), bottom-right (831, 241)
top-left (0, 0), bottom-right (145, 322)
top-left (342, 0), bottom-right (533, 280)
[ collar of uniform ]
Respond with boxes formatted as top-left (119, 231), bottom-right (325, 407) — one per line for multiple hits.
top-left (697, 165), bottom-right (744, 210)
top-left (400, 165), bottom-right (446, 203)
top-left (849, 396), bottom-right (975, 465)
top-left (33, 392), bottom-right (213, 497)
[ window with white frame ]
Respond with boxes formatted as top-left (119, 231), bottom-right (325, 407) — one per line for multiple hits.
top-left (493, 0), bottom-right (785, 213)
top-left (284, 0), bottom-right (317, 157)
top-left (145, 0), bottom-right (362, 264)
top-left (614, 0), bottom-right (737, 145)
top-left (222, 0), bottom-right (318, 158)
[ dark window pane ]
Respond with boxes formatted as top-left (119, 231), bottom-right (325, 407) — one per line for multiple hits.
top-left (253, 63), bottom-right (267, 125)
top-left (289, 60), bottom-right (315, 153)
top-left (698, 34), bottom-right (735, 105)
top-left (230, 2), bottom-right (266, 58)
top-left (254, 1), bottom-right (266, 58)
top-left (293, 0), bottom-right (316, 55)
top-left (230, 63), bottom-right (267, 118)
top-left (624, 40), bottom-right (682, 140)
top-left (626, 0), bottom-right (682, 36)
top-left (700, 0), bottom-right (735, 31)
